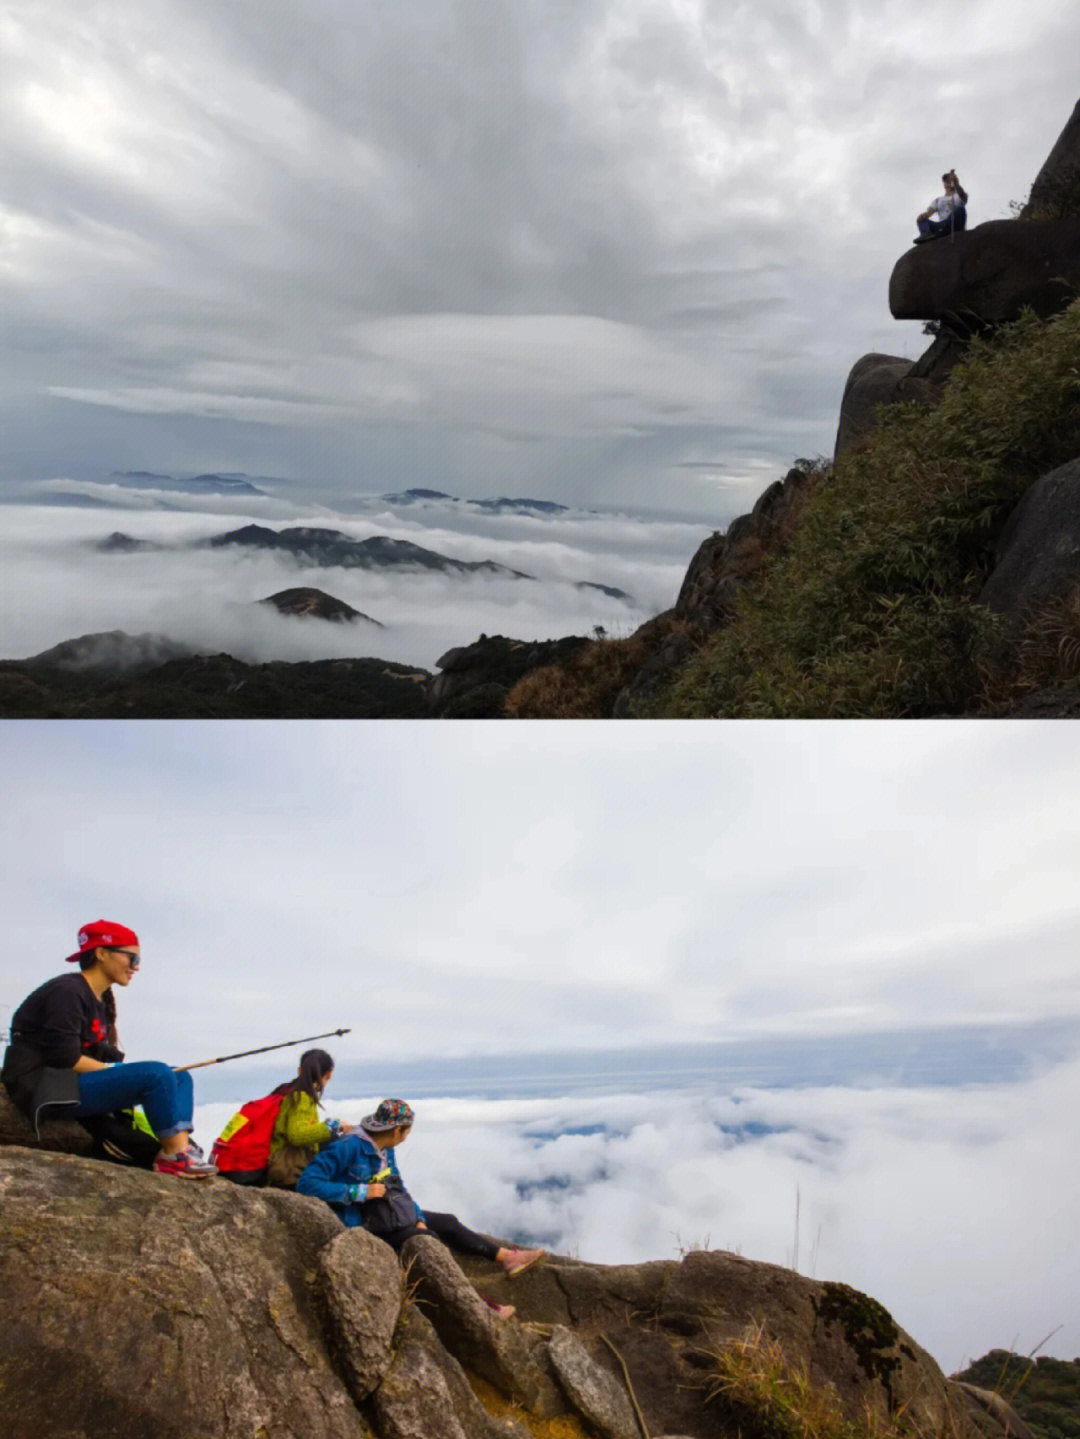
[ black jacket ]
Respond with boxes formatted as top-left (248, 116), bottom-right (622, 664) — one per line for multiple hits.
top-left (1, 972), bottom-right (123, 1134)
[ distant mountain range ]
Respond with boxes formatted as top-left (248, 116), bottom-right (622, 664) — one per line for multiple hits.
top-left (382, 487), bottom-right (570, 515)
top-left (92, 523), bottom-right (633, 598)
top-left (206, 524), bottom-right (535, 577)
top-left (111, 471), bottom-right (268, 497)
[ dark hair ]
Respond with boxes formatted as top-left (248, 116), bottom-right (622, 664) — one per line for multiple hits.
top-left (289, 1048), bottom-right (335, 1105)
top-left (78, 949), bottom-right (119, 1045)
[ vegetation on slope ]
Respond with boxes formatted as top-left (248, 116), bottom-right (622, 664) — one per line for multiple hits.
top-left (646, 300), bottom-right (1080, 717)
top-left (953, 1351), bottom-right (1080, 1439)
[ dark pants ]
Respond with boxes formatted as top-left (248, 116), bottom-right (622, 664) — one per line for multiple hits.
top-left (373, 1210), bottom-right (499, 1261)
top-left (917, 214), bottom-right (962, 240)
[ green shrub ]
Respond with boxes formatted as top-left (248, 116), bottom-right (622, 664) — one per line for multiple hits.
top-left (650, 300), bottom-right (1080, 716)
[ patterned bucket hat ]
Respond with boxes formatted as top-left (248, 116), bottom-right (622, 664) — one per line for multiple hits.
top-left (361, 1098), bottom-right (415, 1132)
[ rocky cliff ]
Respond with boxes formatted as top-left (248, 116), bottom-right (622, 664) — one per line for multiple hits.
top-left (0, 1101), bottom-right (1034, 1439)
top-left (501, 97), bottom-right (1080, 718)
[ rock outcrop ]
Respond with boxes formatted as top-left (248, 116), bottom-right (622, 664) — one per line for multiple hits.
top-left (835, 101), bottom-right (1080, 467)
top-left (1020, 97), bottom-right (1080, 220)
top-left (0, 1114), bottom-right (1032, 1439)
top-left (429, 633), bottom-right (591, 716)
top-left (979, 456), bottom-right (1080, 622)
top-left (889, 216), bottom-right (1080, 325)
top-left (833, 354), bottom-right (940, 458)
top-left (673, 466), bottom-right (817, 634)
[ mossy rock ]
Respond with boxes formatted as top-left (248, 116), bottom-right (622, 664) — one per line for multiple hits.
top-left (814, 1283), bottom-right (915, 1396)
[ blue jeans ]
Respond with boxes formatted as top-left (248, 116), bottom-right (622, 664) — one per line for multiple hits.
top-left (74, 1062), bottom-right (193, 1141)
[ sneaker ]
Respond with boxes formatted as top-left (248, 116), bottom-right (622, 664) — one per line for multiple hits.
top-left (153, 1145), bottom-right (218, 1180)
top-left (480, 1295), bottom-right (516, 1320)
top-left (501, 1247), bottom-right (544, 1278)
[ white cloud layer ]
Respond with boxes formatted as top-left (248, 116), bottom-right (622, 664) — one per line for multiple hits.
top-left (0, 496), bottom-right (698, 665)
top-left (193, 1056), bottom-right (1080, 1375)
top-left (4, 722), bottom-right (1080, 1058)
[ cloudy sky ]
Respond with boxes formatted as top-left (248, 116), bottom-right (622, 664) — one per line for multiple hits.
top-left (3, 1), bottom-right (1077, 517)
top-left (5, 720), bottom-right (1080, 1059)
top-left (4, 719), bottom-right (1079, 1372)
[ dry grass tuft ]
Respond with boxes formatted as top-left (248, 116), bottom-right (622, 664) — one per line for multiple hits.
top-left (704, 1322), bottom-right (945, 1439)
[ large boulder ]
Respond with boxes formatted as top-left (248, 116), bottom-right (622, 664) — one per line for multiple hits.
top-left (0, 1147), bottom-right (373, 1439)
top-left (834, 353), bottom-right (940, 458)
top-left (371, 1307), bottom-right (530, 1439)
top-left (459, 1248), bottom-right (1018, 1439)
top-left (318, 1228), bottom-right (407, 1402)
top-left (400, 1233), bottom-right (562, 1415)
top-left (547, 1324), bottom-right (641, 1439)
top-left (979, 456), bottom-right (1080, 620)
top-left (889, 217), bottom-right (1080, 325)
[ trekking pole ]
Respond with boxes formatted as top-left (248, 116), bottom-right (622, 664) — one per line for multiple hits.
top-left (174, 1028), bottom-right (352, 1071)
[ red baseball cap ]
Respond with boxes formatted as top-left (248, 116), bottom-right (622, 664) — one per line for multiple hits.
top-left (65, 919), bottom-right (140, 963)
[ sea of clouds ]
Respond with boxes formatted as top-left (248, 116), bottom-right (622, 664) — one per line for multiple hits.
top-left (194, 1053), bottom-right (1080, 1376)
top-left (0, 489), bottom-right (707, 668)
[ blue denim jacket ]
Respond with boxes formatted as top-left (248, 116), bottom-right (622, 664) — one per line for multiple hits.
top-left (296, 1130), bottom-right (424, 1228)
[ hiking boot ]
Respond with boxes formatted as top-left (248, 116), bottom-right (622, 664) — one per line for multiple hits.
top-left (501, 1247), bottom-right (544, 1278)
top-left (153, 1145), bottom-right (218, 1179)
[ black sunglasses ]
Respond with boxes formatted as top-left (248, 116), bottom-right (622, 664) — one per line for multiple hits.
top-left (105, 947), bottom-right (140, 968)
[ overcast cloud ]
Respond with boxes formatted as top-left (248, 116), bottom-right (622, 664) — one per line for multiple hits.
top-left (5, 721), bottom-right (1080, 1056)
top-left (3, 1), bottom-right (1077, 515)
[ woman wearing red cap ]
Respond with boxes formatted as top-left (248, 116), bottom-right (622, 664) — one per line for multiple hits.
top-left (1, 920), bottom-right (216, 1179)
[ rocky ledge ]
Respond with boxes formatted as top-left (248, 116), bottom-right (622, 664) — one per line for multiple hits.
top-left (0, 1098), bottom-right (1033, 1439)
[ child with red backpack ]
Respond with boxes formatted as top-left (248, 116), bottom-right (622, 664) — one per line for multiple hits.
top-left (212, 1049), bottom-right (354, 1187)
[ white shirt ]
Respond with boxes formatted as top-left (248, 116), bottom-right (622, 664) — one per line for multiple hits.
top-left (930, 192), bottom-right (963, 221)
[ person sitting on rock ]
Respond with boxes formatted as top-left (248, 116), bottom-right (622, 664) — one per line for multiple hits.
top-left (214, 1047), bottom-right (356, 1188)
top-left (296, 1097), bottom-right (544, 1312)
top-left (914, 169), bottom-right (968, 242)
top-left (0, 919), bottom-right (217, 1178)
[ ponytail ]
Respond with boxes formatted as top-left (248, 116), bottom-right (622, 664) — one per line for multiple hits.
top-left (290, 1048), bottom-right (334, 1106)
top-left (102, 987), bottom-right (119, 1047)
top-left (78, 950), bottom-right (120, 1046)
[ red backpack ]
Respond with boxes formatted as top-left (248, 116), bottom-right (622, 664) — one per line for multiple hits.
top-left (210, 1090), bottom-right (287, 1180)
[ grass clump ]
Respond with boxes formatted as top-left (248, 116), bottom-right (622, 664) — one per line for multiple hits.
top-left (706, 1323), bottom-right (931, 1439)
top-left (652, 299), bottom-right (1080, 716)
